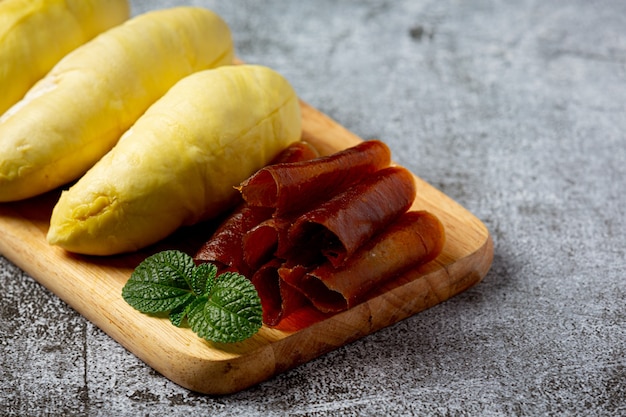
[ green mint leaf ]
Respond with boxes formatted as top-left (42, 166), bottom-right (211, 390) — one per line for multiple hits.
top-left (122, 280), bottom-right (194, 313)
top-left (122, 250), bottom-right (196, 313)
top-left (191, 262), bottom-right (217, 296)
top-left (169, 297), bottom-right (205, 327)
top-left (122, 250), bottom-right (263, 343)
top-left (129, 250), bottom-right (195, 288)
top-left (187, 272), bottom-right (263, 343)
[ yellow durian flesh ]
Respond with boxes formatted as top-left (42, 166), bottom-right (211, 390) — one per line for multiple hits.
top-left (47, 65), bottom-right (302, 256)
top-left (0, 0), bottom-right (130, 115)
top-left (0, 6), bottom-right (233, 202)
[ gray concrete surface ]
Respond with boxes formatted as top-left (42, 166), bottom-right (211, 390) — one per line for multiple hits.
top-left (1, 0), bottom-right (625, 415)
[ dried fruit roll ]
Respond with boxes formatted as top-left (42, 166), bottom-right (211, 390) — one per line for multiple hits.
top-left (194, 205), bottom-right (274, 276)
top-left (194, 142), bottom-right (320, 275)
top-left (238, 140), bottom-right (391, 216)
top-left (251, 258), bottom-right (311, 326)
top-left (297, 211), bottom-right (446, 313)
top-left (286, 166), bottom-right (417, 265)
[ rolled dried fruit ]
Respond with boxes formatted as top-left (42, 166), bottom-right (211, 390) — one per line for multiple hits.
top-left (47, 65), bottom-right (302, 255)
top-left (0, 0), bottom-right (130, 115)
top-left (0, 6), bottom-right (233, 202)
top-left (194, 141), bottom-right (319, 275)
top-left (238, 140), bottom-right (391, 216)
top-left (286, 166), bottom-right (417, 265)
top-left (296, 210), bottom-right (446, 313)
top-left (250, 258), bottom-right (311, 326)
top-left (194, 205), bottom-right (274, 277)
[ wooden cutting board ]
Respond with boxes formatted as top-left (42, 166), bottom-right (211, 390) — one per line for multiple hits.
top-left (0, 100), bottom-right (493, 395)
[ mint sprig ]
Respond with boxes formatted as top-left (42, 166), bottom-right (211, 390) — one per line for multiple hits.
top-left (122, 250), bottom-right (262, 343)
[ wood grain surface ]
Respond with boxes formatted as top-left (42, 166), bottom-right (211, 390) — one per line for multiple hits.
top-left (0, 100), bottom-right (493, 395)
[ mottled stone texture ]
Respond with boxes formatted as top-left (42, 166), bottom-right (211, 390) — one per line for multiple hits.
top-left (2, 0), bottom-right (625, 415)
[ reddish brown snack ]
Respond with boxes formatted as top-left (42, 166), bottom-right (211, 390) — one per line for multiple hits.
top-left (250, 259), bottom-right (283, 325)
top-left (193, 205), bottom-right (273, 275)
top-left (287, 166), bottom-right (416, 266)
top-left (242, 218), bottom-right (280, 270)
top-left (271, 140), bottom-right (320, 164)
top-left (194, 141), bottom-right (319, 273)
top-left (277, 251), bottom-right (321, 288)
top-left (251, 259), bottom-right (311, 326)
top-left (298, 211), bottom-right (446, 313)
top-left (237, 140), bottom-right (392, 216)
